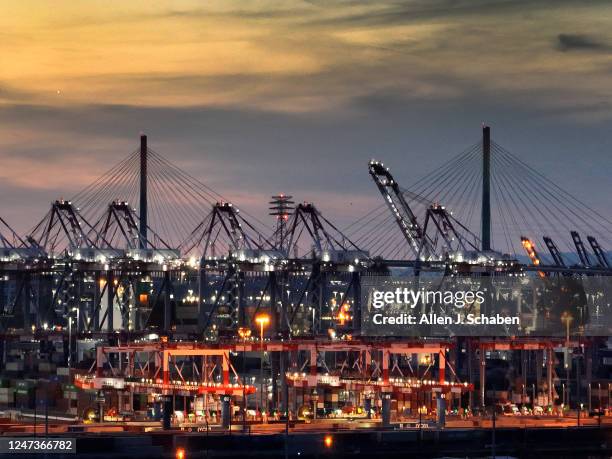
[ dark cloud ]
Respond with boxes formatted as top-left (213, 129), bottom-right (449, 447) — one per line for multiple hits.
top-left (302, 0), bottom-right (609, 29)
top-left (557, 33), bottom-right (612, 52)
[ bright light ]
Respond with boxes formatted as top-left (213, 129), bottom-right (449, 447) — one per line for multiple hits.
top-left (561, 311), bottom-right (573, 324)
top-left (175, 448), bottom-right (186, 459)
top-left (238, 327), bottom-right (252, 339)
top-left (324, 435), bottom-right (333, 448)
top-left (255, 314), bottom-right (270, 342)
top-left (255, 314), bottom-right (270, 327)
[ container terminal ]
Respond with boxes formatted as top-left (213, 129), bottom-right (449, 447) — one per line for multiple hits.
top-left (1, 127), bottom-right (612, 457)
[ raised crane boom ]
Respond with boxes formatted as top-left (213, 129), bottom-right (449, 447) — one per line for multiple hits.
top-left (368, 160), bottom-right (432, 259)
top-left (570, 231), bottom-right (592, 267)
top-left (587, 235), bottom-right (610, 269)
top-left (521, 236), bottom-right (546, 278)
top-left (543, 236), bottom-right (565, 267)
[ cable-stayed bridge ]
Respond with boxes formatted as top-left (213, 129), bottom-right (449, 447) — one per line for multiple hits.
top-left (0, 127), bottom-right (610, 338)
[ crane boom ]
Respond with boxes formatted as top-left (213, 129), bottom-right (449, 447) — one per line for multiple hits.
top-left (543, 236), bottom-right (565, 267)
top-left (368, 160), bottom-right (432, 259)
top-left (521, 236), bottom-right (545, 278)
top-left (587, 235), bottom-right (610, 269)
top-left (570, 231), bottom-right (592, 267)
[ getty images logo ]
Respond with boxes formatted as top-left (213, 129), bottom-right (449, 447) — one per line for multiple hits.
top-left (371, 287), bottom-right (485, 309)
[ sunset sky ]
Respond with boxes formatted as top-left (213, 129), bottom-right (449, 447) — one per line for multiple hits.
top-left (1, 0), bottom-right (612, 238)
